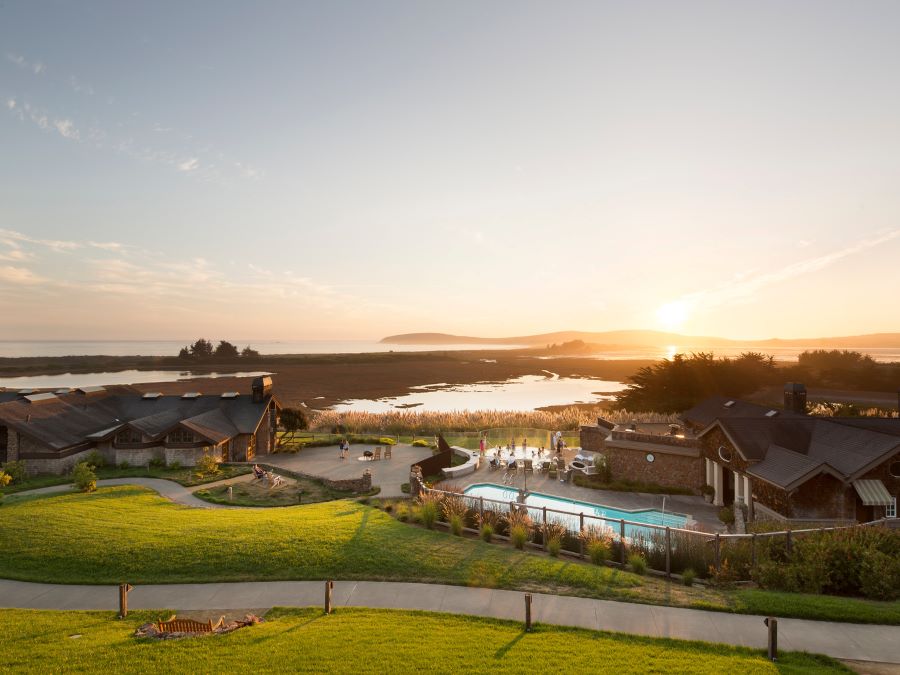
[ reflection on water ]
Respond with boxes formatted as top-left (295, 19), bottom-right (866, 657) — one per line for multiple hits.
top-left (332, 373), bottom-right (627, 413)
top-left (0, 370), bottom-right (272, 389)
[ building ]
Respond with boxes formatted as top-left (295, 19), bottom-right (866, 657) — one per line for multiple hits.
top-left (581, 383), bottom-right (900, 523)
top-left (0, 376), bottom-right (279, 475)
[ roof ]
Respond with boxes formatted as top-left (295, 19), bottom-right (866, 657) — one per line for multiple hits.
top-left (853, 479), bottom-right (894, 506)
top-left (681, 395), bottom-right (795, 429)
top-left (0, 386), bottom-right (275, 451)
top-left (747, 444), bottom-right (827, 489)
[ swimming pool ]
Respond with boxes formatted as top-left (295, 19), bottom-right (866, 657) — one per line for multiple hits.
top-left (462, 483), bottom-right (688, 539)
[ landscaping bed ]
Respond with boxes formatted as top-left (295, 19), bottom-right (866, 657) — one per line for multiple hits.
top-left (194, 474), bottom-right (374, 507)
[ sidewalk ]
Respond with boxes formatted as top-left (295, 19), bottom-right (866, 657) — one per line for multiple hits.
top-left (1, 578), bottom-right (898, 663)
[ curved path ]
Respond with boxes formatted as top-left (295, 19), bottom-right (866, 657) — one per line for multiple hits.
top-left (6, 475), bottom-right (257, 509)
top-left (1, 578), bottom-right (898, 663)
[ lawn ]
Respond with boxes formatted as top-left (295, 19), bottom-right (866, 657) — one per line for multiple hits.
top-left (0, 464), bottom-right (251, 495)
top-left (1, 486), bottom-right (898, 625)
top-left (0, 607), bottom-right (847, 674)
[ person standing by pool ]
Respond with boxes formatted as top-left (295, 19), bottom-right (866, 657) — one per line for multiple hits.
top-left (479, 436), bottom-right (485, 456)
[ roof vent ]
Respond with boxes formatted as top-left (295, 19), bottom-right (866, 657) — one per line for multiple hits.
top-left (16, 389), bottom-right (35, 396)
top-left (76, 386), bottom-right (105, 395)
top-left (220, 392), bottom-right (239, 399)
top-left (181, 392), bottom-right (201, 400)
top-left (25, 393), bottom-right (57, 404)
top-left (142, 392), bottom-right (162, 400)
top-left (765, 410), bottom-right (779, 417)
top-left (723, 400), bottom-right (735, 408)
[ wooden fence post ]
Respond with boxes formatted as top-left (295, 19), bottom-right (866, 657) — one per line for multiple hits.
top-left (479, 496), bottom-right (485, 522)
top-left (751, 533), bottom-right (757, 568)
top-left (325, 580), bottom-right (334, 614)
top-left (665, 527), bottom-right (671, 578)
top-left (619, 519), bottom-right (626, 565)
top-left (714, 533), bottom-right (721, 573)
top-left (785, 530), bottom-right (792, 558)
top-left (765, 617), bottom-right (778, 661)
top-left (542, 507), bottom-right (548, 551)
top-left (118, 583), bottom-right (133, 619)
top-left (524, 593), bottom-right (533, 632)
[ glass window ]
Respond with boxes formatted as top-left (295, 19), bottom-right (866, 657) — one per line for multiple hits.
top-left (115, 428), bottom-right (142, 445)
top-left (887, 497), bottom-right (897, 519)
top-left (167, 428), bottom-right (195, 444)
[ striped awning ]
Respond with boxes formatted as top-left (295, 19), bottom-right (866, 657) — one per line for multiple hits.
top-left (852, 479), bottom-right (893, 506)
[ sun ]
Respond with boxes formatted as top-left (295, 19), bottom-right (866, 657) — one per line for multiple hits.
top-left (656, 300), bottom-right (690, 331)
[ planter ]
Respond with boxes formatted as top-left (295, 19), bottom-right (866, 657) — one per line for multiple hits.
top-left (704, 493), bottom-right (713, 504)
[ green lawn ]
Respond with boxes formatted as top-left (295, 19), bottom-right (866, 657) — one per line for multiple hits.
top-left (0, 464), bottom-right (250, 495)
top-left (1, 486), bottom-right (898, 625)
top-left (1, 607), bottom-right (847, 674)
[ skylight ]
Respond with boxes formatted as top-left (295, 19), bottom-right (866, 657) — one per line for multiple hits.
top-left (765, 410), bottom-right (779, 417)
top-left (181, 392), bottom-right (201, 399)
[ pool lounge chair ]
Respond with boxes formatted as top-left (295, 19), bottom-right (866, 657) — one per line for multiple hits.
top-left (383, 445), bottom-right (392, 459)
top-left (373, 447), bottom-right (382, 461)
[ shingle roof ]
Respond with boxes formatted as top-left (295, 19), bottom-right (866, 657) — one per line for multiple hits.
top-left (748, 444), bottom-right (824, 488)
top-left (0, 387), bottom-right (273, 451)
top-left (681, 395), bottom-right (796, 429)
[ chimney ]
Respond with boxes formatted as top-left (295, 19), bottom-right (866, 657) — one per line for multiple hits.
top-left (251, 375), bottom-right (273, 404)
top-left (784, 382), bottom-right (807, 415)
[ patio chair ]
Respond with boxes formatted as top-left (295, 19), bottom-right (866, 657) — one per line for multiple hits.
top-left (516, 458), bottom-right (525, 474)
top-left (384, 445), bottom-right (392, 459)
top-left (524, 459), bottom-right (533, 474)
top-left (373, 447), bottom-right (382, 461)
top-left (548, 462), bottom-right (557, 479)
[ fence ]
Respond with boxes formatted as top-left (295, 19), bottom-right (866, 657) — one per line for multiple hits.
top-left (276, 428), bottom-right (582, 451)
top-left (422, 484), bottom-right (891, 581)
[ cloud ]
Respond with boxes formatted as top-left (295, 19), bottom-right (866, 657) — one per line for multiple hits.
top-left (177, 157), bottom-right (200, 172)
top-left (68, 76), bottom-right (94, 95)
top-left (0, 228), bottom-right (129, 254)
top-left (53, 118), bottom-right (80, 140)
top-left (668, 229), bottom-right (900, 314)
top-left (6, 98), bottom-right (15, 110)
top-left (0, 265), bottom-right (47, 285)
top-left (6, 53), bottom-right (45, 75)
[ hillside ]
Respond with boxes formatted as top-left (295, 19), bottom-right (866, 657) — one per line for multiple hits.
top-left (380, 330), bottom-right (900, 349)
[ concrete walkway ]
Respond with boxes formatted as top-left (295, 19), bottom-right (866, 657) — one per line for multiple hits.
top-left (1, 578), bottom-right (898, 663)
top-left (5, 476), bottom-right (257, 510)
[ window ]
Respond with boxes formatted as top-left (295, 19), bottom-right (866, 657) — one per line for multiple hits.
top-left (888, 497), bottom-right (897, 519)
top-left (167, 428), bottom-right (195, 444)
top-left (115, 428), bottom-right (142, 445)
top-left (718, 445), bottom-right (733, 463)
top-left (889, 461), bottom-right (900, 479)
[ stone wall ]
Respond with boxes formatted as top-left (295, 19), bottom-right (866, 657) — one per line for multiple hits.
top-left (603, 443), bottom-right (703, 490)
top-left (164, 446), bottom-right (222, 468)
top-left (116, 445), bottom-right (165, 467)
top-left (790, 473), bottom-right (853, 520)
top-left (6, 428), bottom-right (18, 462)
top-left (22, 447), bottom-right (95, 476)
top-left (579, 426), bottom-right (609, 454)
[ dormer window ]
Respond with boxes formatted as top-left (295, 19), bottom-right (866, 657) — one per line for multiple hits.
top-left (167, 428), bottom-right (195, 444)
top-left (115, 429), bottom-right (142, 445)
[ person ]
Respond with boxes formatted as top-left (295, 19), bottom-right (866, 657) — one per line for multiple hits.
top-left (338, 440), bottom-right (345, 460)
top-left (523, 437), bottom-right (528, 452)
top-left (479, 436), bottom-right (485, 455)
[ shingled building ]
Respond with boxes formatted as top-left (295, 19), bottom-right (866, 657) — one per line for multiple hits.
top-left (0, 376), bottom-right (279, 475)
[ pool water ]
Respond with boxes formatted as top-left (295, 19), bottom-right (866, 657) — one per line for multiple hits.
top-left (462, 483), bottom-right (688, 539)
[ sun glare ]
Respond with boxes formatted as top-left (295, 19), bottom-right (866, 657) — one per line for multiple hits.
top-left (656, 301), bottom-right (690, 331)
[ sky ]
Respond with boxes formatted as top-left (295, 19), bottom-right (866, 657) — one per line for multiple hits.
top-left (2, 0), bottom-right (900, 342)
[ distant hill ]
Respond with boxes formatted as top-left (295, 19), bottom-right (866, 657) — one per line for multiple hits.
top-left (380, 330), bottom-right (900, 349)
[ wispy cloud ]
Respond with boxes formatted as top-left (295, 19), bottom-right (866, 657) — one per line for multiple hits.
top-left (7, 53), bottom-right (45, 75)
top-left (68, 75), bottom-right (94, 95)
top-left (670, 229), bottom-right (900, 314)
top-left (177, 157), bottom-right (199, 172)
top-left (0, 265), bottom-right (47, 285)
top-left (0, 229), bottom-right (127, 253)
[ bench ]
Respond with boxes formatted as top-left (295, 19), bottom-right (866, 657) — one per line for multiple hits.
top-left (157, 615), bottom-right (225, 634)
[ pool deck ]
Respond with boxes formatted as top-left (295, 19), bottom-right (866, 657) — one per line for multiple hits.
top-left (442, 450), bottom-right (725, 532)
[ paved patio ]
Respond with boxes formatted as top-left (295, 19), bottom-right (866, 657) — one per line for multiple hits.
top-left (265, 443), bottom-right (432, 497)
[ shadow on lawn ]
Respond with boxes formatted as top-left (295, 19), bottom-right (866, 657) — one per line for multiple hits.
top-left (494, 630), bottom-right (526, 659)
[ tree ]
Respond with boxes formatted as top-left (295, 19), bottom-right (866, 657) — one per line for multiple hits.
top-left (279, 407), bottom-right (308, 446)
top-left (73, 461), bottom-right (97, 493)
top-left (214, 340), bottom-right (240, 359)
top-left (178, 347), bottom-right (191, 359)
top-left (189, 338), bottom-right (214, 359)
top-left (241, 345), bottom-right (260, 359)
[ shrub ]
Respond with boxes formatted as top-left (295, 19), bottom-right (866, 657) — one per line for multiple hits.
top-left (708, 558), bottom-right (738, 588)
top-left (195, 452), bottom-right (220, 477)
top-left (480, 523), bottom-right (494, 542)
top-left (681, 568), bottom-right (696, 586)
top-left (118, 461), bottom-right (131, 470)
top-left (0, 471), bottom-right (11, 488)
top-left (547, 537), bottom-right (562, 557)
top-left (1, 460), bottom-right (26, 484)
top-left (85, 450), bottom-right (106, 468)
top-left (629, 553), bottom-right (647, 575)
top-left (169, 460), bottom-right (182, 471)
top-left (411, 439), bottom-right (434, 448)
top-left (718, 506), bottom-right (735, 526)
top-left (73, 461), bottom-right (97, 493)
top-left (478, 508), bottom-right (502, 542)
top-left (510, 525), bottom-right (528, 550)
top-left (149, 457), bottom-right (166, 469)
top-left (449, 514), bottom-right (465, 536)
top-left (418, 492), bottom-right (441, 529)
top-left (580, 525), bottom-right (613, 565)
top-left (379, 437), bottom-right (397, 446)
top-left (859, 550), bottom-right (900, 601)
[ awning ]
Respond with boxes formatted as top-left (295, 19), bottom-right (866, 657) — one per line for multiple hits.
top-left (852, 479), bottom-right (894, 506)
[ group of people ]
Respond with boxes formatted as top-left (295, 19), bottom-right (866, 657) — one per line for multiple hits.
top-left (338, 439), bottom-right (350, 460)
top-left (477, 434), bottom-right (567, 458)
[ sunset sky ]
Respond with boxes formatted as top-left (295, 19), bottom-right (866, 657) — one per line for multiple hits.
top-left (2, 1), bottom-right (899, 341)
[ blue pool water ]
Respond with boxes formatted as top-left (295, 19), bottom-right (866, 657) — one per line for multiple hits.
top-left (462, 483), bottom-right (688, 540)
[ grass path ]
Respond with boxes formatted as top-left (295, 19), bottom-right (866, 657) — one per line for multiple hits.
top-left (1, 607), bottom-right (848, 674)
